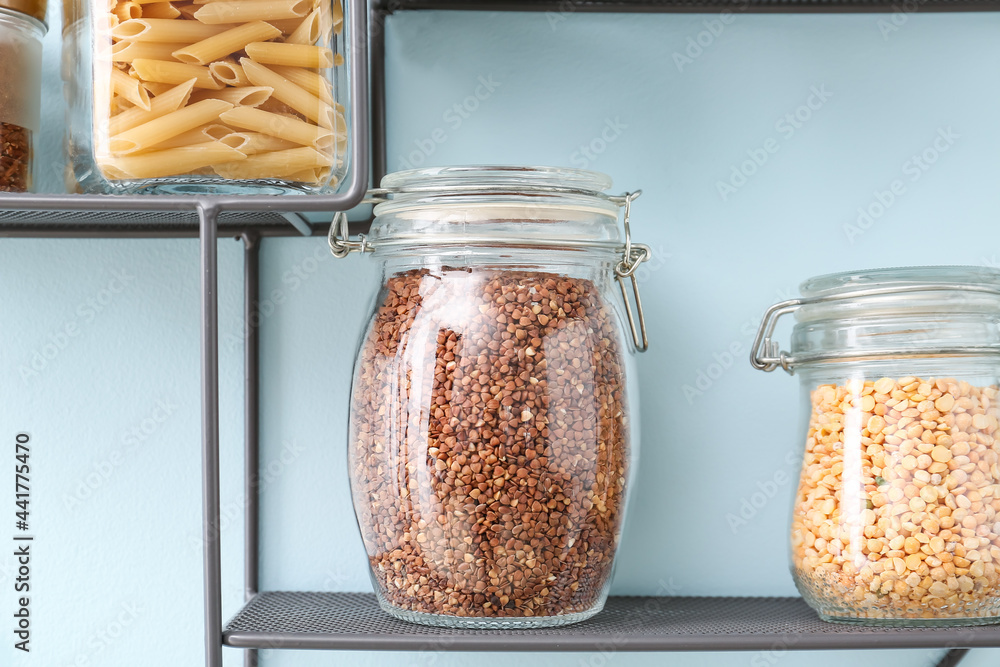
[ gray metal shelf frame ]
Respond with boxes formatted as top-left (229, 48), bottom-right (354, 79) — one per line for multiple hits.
top-left (1, 0), bottom-right (998, 666)
top-left (380, 0), bottom-right (1000, 13)
top-left (0, 2), bottom-right (372, 667)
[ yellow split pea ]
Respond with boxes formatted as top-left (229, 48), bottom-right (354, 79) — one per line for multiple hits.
top-left (792, 376), bottom-right (1000, 621)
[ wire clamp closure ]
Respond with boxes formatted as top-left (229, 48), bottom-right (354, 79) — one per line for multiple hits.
top-left (611, 190), bottom-right (651, 352)
top-left (328, 211), bottom-right (371, 258)
top-left (750, 282), bottom-right (1000, 374)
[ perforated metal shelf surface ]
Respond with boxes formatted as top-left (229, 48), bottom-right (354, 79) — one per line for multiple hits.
top-left (386, 0), bottom-right (1000, 13)
top-left (222, 592), bottom-right (1000, 651)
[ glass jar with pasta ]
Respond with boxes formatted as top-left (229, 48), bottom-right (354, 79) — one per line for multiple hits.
top-left (64, 0), bottom-right (348, 194)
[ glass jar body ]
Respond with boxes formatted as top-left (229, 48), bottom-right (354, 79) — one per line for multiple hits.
top-left (0, 8), bottom-right (44, 193)
top-left (791, 358), bottom-right (1000, 626)
top-left (63, 0), bottom-right (349, 195)
top-left (348, 246), bottom-right (638, 628)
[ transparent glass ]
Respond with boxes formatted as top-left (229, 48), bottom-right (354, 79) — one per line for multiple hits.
top-left (347, 167), bottom-right (639, 628)
top-left (63, 0), bottom-right (349, 195)
top-left (0, 8), bottom-right (44, 192)
top-left (785, 266), bottom-right (1000, 626)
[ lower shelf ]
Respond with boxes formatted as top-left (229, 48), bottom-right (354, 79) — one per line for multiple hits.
top-left (222, 592), bottom-right (1000, 651)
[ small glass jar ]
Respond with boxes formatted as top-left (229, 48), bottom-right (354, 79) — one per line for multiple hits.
top-left (752, 266), bottom-right (1000, 626)
top-left (332, 166), bottom-right (651, 628)
top-left (0, 0), bottom-right (46, 193)
top-left (63, 0), bottom-right (349, 194)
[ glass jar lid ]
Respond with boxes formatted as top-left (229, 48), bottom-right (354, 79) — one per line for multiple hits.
top-left (367, 165), bottom-right (624, 249)
top-left (0, 0), bottom-right (47, 27)
top-left (328, 166), bottom-right (653, 351)
top-left (751, 266), bottom-right (1000, 373)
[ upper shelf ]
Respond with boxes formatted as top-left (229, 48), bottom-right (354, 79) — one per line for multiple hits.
top-left (223, 592), bottom-right (1000, 652)
top-left (0, 0), bottom-right (371, 235)
top-left (382, 0), bottom-right (1000, 12)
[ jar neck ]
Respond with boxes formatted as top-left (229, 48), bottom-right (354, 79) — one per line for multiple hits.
top-left (791, 313), bottom-right (1000, 368)
top-left (0, 6), bottom-right (46, 34)
top-left (377, 246), bottom-right (620, 282)
top-left (795, 356), bottom-right (1000, 386)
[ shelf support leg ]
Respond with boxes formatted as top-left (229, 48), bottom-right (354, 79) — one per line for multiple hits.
top-left (200, 203), bottom-right (223, 667)
top-left (243, 233), bottom-right (261, 667)
top-left (936, 649), bottom-right (970, 667)
top-left (370, 3), bottom-right (388, 186)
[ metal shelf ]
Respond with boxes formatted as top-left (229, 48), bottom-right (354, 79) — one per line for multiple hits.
top-left (0, 209), bottom-right (336, 238)
top-left (0, 0), bottom-right (371, 237)
top-left (223, 592), bottom-right (1000, 652)
top-left (383, 0), bottom-right (1000, 14)
top-left (4, 0), bottom-right (994, 663)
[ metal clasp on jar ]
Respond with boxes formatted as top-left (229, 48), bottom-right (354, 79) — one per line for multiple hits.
top-left (609, 190), bottom-right (651, 352)
top-left (750, 282), bottom-right (1000, 374)
top-left (327, 188), bottom-right (653, 352)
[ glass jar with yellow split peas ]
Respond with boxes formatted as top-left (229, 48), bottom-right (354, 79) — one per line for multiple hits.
top-left (63, 0), bottom-right (348, 194)
top-left (751, 266), bottom-right (1000, 626)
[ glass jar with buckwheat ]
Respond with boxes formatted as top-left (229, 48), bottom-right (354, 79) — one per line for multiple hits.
top-left (333, 166), bottom-right (651, 628)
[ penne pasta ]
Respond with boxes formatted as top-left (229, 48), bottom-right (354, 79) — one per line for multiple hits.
top-left (112, 18), bottom-right (236, 42)
top-left (109, 78), bottom-right (197, 135)
top-left (140, 122), bottom-right (233, 149)
top-left (209, 59), bottom-right (251, 86)
top-left (141, 81), bottom-right (177, 95)
top-left (203, 123), bottom-right (235, 140)
top-left (265, 16), bottom-right (305, 33)
top-left (113, 40), bottom-right (188, 62)
top-left (109, 99), bottom-right (234, 153)
top-left (217, 133), bottom-right (250, 150)
top-left (111, 68), bottom-right (152, 110)
top-left (100, 142), bottom-right (247, 179)
top-left (173, 21), bottom-right (281, 66)
top-left (211, 146), bottom-right (332, 180)
top-left (240, 58), bottom-right (331, 126)
top-left (92, 0), bottom-right (343, 186)
top-left (285, 168), bottom-right (322, 183)
top-left (190, 86), bottom-right (274, 107)
top-left (220, 131), bottom-right (298, 154)
top-left (245, 41), bottom-right (333, 68)
top-left (193, 0), bottom-right (309, 24)
top-left (113, 1), bottom-right (143, 21)
top-left (317, 0), bottom-right (342, 38)
top-left (285, 8), bottom-right (319, 45)
top-left (141, 2), bottom-right (181, 18)
top-left (257, 98), bottom-right (299, 117)
top-left (268, 65), bottom-right (334, 105)
top-left (110, 95), bottom-right (135, 115)
top-left (219, 106), bottom-right (333, 148)
top-left (131, 58), bottom-right (224, 89)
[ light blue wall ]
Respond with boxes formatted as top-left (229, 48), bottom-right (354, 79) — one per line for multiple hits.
top-left (3, 6), bottom-right (1000, 667)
